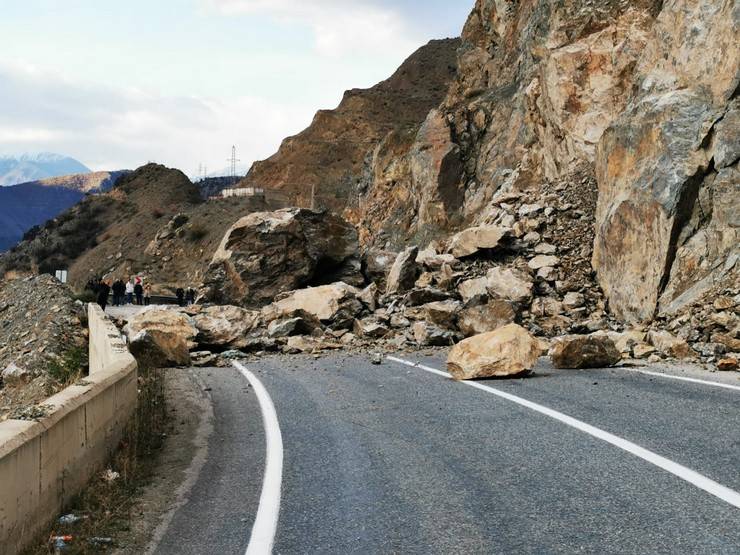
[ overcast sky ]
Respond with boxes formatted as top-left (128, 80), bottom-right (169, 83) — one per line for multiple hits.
top-left (0, 1), bottom-right (471, 176)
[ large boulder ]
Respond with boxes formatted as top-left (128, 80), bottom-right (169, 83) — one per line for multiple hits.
top-left (202, 208), bottom-right (362, 308)
top-left (386, 246), bottom-right (419, 295)
top-left (458, 301), bottom-right (516, 337)
top-left (592, 1), bottom-right (739, 323)
top-left (125, 309), bottom-right (198, 367)
top-left (549, 335), bottom-right (621, 369)
top-left (448, 225), bottom-right (509, 258)
top-left (263, 282), bottom-right (362, 330)
top-left (191, 305), bottom-right (261, 349)
top-left (447, 324), bottom-right (541, 380)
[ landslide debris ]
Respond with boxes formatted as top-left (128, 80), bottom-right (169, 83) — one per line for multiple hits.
top-left (0, 275), bottom-right (87, 420)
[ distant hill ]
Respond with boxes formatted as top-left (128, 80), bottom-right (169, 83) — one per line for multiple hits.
top-left (0, 153), bottom-right (91, 187)
top-left (0, 164), bottom-right (272, 291)
top-left (0, 171), bottom-right (129, 251)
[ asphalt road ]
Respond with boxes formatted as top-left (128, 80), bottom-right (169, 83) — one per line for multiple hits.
top-left (152, 353), bottom-right (740, 554)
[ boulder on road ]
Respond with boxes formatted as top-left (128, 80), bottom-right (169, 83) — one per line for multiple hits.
top-left (191, 305), bottom-right (261, 349)
top-left (549, 334), bottom-right (621, 369)
top-left (125, 308), bottom-right (197, 367)
top-left (386, 246), bottom-right (419, 295)
top-left (202, 208), bottom-right (362, 308)
top-left (447, 324), bottom-right (540, 380)
top-left (448, 225), bottom-right (509, 258)
top-left (263, 282), bottom-right (362, 330)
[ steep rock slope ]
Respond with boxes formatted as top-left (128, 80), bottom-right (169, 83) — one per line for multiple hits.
top-left (355, 0), bottom-right (738, 324)
top-left (0, 171), bottom-right (129, 251)
top-left (239, 38), bottom-right (460, 210)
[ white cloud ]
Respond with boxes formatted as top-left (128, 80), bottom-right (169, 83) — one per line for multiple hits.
top-left (0, 62), bottom-right (316, 175)
top-left (204, 0), bottom-right (420, 58)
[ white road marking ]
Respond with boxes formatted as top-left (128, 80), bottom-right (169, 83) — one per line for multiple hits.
top-left (618, 367), bottom-right (740, 392)
top-left (234, 362), bottom-right (284, 555)
top-left (387, 356), bottom-right (740, 510)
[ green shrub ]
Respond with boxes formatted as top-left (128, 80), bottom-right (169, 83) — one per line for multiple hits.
top-left (47, 345), bottom-right (89, 385)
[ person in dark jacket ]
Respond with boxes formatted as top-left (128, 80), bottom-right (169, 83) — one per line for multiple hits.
top-left (112, 279), bottom-right (126, 306)
top-left (97, 280), bottom-right (111, 311)
top-left (134, 281), bottom-right (144, 305)
top-left (185, 287), bottom-right (196, 306)
top-left (176, 287), bottom-right (185, 307)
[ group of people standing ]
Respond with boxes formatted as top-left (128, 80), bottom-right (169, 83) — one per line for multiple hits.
top-left (176, 287), bottom-right (197, 306)
top-left (110, 277), bottom-right (151, 306)
top-left (87, 276), bottom-right (197, 311)
top-left (87, 276), bottom-right (151, 311)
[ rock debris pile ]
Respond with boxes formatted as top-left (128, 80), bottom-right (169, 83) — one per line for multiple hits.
top-left (0, 275), bottom-right (87, 419)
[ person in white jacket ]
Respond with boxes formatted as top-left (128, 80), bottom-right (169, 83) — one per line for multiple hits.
top-left (125, 280), bottom-right (135, 305)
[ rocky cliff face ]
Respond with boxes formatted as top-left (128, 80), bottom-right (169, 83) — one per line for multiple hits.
top-left (353, 0), bottom-right (738, 324)
top-left (239, 38), bottom-right (460, 211)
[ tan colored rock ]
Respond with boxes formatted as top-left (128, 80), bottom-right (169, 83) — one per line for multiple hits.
top-left (717, 357), bottom-right (738, 372)
top-left (537, 266), bottom-right (558, 282)
top-left (353, 318), bottom-right (390, 339)
top-left (357, 283), bottom-right (378, 312)
top-left (607, 330), bottom-right (647, 355)
top-left (534, 243), bottom-right (557, 254)
top-left (447, 324), bottom-right (540, 380)
top-left (386, 246), bottom-right (419, 295)
top-left (528, 255), bottom-right (560, 270)
top-left (285, 336), bottom-right (342, 354)
top-left (486, 266), bottom-right (533, 304)
top-left (263, 282), bottom-right (361, 328)
top-left (458, 276), bottom-right (489, 304)
top-left (549, 335), bottom-right (621, 369)
top-left (458, 301), bottom-right (516, 337)
top-left (448, 225), bottom-right (509, 258)
top-left (711, 333), bottom-right (740, 353)
top-left (562, 292), bottom-right (585, 311)
top-left (417, 247), bottom-right (458, 270)
top-left (192, 305), bottom-right (261, 349)
top-left (530, 297), bottom-right (563, 317)
top-left (2, 362), bottom-right (32, 386)
top-left (647, 330), bottom-right (695, 359)
top-left (538, 315), bottom-right (572, 336)
top-left (632, 343), bottom-right (657, 359)
top-left (125, 308), bottom-right (197, 367)
top-left (422, 300), bottom-right (461, 329)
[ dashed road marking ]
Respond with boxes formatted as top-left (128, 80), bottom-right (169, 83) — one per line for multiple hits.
top-left (387, 356), bottom-right (740, 510)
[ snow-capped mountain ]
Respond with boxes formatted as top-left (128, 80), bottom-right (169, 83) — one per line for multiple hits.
top-left (0, 153), bottom-right (91, 187)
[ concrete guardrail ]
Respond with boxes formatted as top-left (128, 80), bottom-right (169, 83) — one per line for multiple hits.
top-left (0, 303), bottom-right (138, 554)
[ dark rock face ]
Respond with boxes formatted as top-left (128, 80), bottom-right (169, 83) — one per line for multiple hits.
top-left (550, 335), bottom-right (621, 369)
top-left (202, 208), bottom-right (363, 308)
